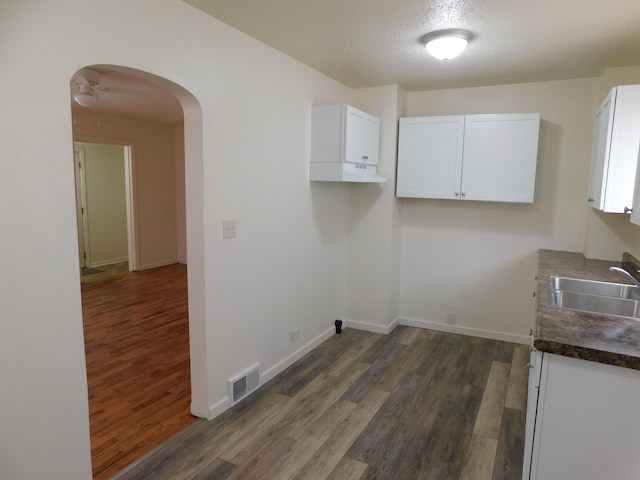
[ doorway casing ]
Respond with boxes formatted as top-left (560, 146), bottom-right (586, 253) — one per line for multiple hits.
top-left (70, 65), bottom-right (210, 421)
top-left (73, 141), bottom-right (136, 271)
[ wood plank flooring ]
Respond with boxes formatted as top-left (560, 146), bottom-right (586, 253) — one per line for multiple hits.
top-left (81, 263), bottom-right (196, 479)
top-left (115, 326), bottom-right (529, 480)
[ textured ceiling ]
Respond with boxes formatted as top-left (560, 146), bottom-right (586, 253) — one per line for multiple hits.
top-left (183, 0), bottom-right (640, 91)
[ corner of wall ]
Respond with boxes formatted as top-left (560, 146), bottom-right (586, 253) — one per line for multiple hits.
top-left (345, 85), bottom-right (404, 329)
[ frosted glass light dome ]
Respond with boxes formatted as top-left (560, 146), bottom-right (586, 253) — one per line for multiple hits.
top-left (421, 29), bottom-right (473, 60)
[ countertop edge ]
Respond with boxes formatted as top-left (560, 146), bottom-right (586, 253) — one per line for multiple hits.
top-left (535, 249), bottom-right (640, 370)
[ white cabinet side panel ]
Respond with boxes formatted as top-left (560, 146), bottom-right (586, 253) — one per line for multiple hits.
top-left (522, 349), bottom-right (543, 480)
top-left (310, 105), bottom-right (345, 164)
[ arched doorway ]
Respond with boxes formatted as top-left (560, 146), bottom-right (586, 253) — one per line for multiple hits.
top-left (70, 65), bottom-right (207, 478)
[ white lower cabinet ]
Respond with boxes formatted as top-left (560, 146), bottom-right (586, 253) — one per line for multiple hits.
top-left (524, 352), bottom-right (640, 479)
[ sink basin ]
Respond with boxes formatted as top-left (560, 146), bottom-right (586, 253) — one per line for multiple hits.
top-left (549, 276), bottom-right (640, 300)
top-left (549, 276), bottom-right (640, 319)
top-left (552, 291), bottom-right (640, 318)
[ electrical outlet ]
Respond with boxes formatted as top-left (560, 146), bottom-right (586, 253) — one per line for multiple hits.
top-left (446, 312), bottom-right (456, 325)
top-left (291, 328), bottom-right (300, 342)
top-left (222, 220), bottom-right (236, 239)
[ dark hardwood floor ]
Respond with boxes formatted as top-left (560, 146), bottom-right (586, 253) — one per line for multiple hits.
top-left (81, 263), bottom-right (196, 479)
top-left (115, 326), bottom-right (529, 480)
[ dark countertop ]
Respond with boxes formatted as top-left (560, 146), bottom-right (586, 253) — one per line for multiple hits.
top-left (536, 249), bottom-right (640, 370)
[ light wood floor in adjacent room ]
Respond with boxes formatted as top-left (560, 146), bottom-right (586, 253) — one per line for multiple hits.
top-left (81, 263), bottom-right (196, 479)
top-left (116, 326), bottom-right (529, 480)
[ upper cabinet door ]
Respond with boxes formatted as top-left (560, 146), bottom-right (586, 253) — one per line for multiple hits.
top-left (462, 113), bottom-right (540, 203)
top-left (587, 91), bottom-right (614, 209)
top-left (344, 106), bottom-right (380, 166)
top-left (629, 147), bottom-right (640, 225)
top-left (396, 115), bottom-right (465, 199)
top-left (588, 85), bottom-right (640, 213)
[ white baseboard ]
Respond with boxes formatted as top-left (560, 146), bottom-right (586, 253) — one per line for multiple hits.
top-left (138, 258), bottom-right (179, 270)
top-left (261, 325), bottom-right (336, 384)
top-left (205, 396), bottom-right (230, 420)
top-left (398, 316), bottom-right (531, 345)
top-left (89, 256), bottom-right (128, 268)
top-left (201, 325), bottom-right (337, 421)
top-left (343, 317), bottom-right (399, 335)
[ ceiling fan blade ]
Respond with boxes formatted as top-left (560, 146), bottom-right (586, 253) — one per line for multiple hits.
top-left (96, 86), bottom-right (149, 97)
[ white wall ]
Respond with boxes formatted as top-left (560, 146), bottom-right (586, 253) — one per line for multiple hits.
top-left (0, 1), bottom-right (349, 478)
top-left (345, 85), bottom-right (406, 332)
top-left (399, 78), bottom-right (601, 341)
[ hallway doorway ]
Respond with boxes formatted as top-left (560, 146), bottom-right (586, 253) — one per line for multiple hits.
top-left (74, 142), bottom-right (135, 272)
top-left (70, 64), bottom-right (206, 477)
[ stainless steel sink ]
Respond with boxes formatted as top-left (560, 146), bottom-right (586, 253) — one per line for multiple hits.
top-left (552, 290), bottom-right (640, 318)
top-left (549, 276), bottom-right (640, 300)
top-left (549, 276), bottom-right (640, 319)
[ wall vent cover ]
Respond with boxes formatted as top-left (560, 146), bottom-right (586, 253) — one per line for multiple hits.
top-left (228, 363), bottom-right (260, 405)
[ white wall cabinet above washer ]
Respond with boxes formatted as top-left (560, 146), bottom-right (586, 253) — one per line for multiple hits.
top-left (396, 113), bottom-right (540, 203)
top-left (588, 85), bottom-right (640, 213)
top-left (310, 104), bottom-right (386, 183)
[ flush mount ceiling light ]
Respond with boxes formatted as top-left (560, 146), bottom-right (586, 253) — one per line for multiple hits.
top-left (421, 29), bottom-right (473, 60)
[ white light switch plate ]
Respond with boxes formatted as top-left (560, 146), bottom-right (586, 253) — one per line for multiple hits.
top-left (223, 220), bottom-right (236, 238)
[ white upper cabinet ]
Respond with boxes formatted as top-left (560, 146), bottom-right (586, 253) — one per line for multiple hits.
top-left (396, 113), bottom-right (540, 203)
top-left (629, 147), bottom-right (640, 225)
top-left (310, 104), bottom-right (386, 183)
top-left (396, 115), bottom-right (465, 199)
top-left (588, 85), bottom-right (640, 213)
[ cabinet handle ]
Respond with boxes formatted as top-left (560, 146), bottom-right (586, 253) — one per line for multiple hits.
top-left (461, 192), bottom-right (466, 198)
top-left (454, 192), bottom-right (459, 197)
top-left (529, 328), bottom-right (534, 336)
top-left (361, 155), bottom-right (369, 160)
top-left (588, 197), bottom-right (594, 203)
top-left (532, 291), bottom-right (536, 297)
top-left (624, 206), bottom-right (633, 214)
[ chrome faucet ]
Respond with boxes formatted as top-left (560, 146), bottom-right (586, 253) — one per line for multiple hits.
top-left (609, 266), bottom-right (640, 288)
